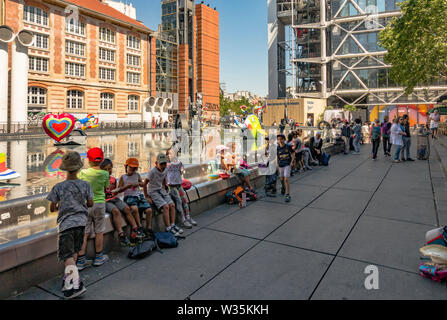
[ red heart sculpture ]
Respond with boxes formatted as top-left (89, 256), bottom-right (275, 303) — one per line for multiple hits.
top-left (42, 113), bottom-right (76, 142)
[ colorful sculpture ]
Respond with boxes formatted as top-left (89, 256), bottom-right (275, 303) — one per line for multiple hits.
top-left (0, 153), bottom-right (20, 181)
top-left (42, 113), bottom-right (76, 142)
top-left (76, 114), bottom-right (99, 130)
top-left (43, 150), bottom-right (66, 178)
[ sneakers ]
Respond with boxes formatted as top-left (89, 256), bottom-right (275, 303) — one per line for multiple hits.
top-left (62, 280), bottom-right (86, 300)
top-left (407, 158), bottom-right (415, 162)
top-left (76, 257), bottom-right (92, 271)
top-left (119, 234), bottom-right (131, 247)
top-left (285, 195), bottom-right (291, 203)
top-left (181, 219), bottom-right (193, 229)
top-left (186, 217), bottom-right (197, 226)
top-left (167, 227), bottom-right (180, 237)
top-left (93, 254), bottom-right (109, 267)
top-left (172, 225), bottom-right (184, 234)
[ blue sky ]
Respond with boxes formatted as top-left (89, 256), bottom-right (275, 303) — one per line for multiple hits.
top-left (130, 0), bottom-right (268, 96)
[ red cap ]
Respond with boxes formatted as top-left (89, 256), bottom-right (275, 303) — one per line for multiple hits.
top-left (87, 147), bottom-right (104, 163)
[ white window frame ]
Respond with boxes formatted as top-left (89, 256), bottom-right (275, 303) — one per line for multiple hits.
top-left (24, 6), bottom-right (48, 26)
top-left (127, 72), bottom-right (140, 85)
top-left (100, 92), bottom-right (114, 110)
top-left (127, 54), bottom-right (140, 67)
top-left (65, 40), bottom-right (85, 56)
top-left (127, 35), bottom-right (141, 50)
top-left (99, 47), bottom-right (116, 62)
top-left (34, 33), bottom-right (49, 50)
top-left (29, 56), bottom-right (49, 72)
top-left (67, 90), bottom-right (84, 109)
top-left (65, 18), bottom-right (86, 36)
top-left (128, 95), bottom-right (139, 111)
top-left (65, 62), bottom-right (85, 78)
top-left (100, 27), bottom-right (116, 44)
top-left (99, 67), bottom-right (116, 81)
top-left (28, 87), bottom-right (47, 106)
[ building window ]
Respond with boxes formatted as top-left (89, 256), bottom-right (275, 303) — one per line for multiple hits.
top-left (65, 18), bottom-right (85, 36)
top-left (128, 95), bottom-right (139, 111)
top-left (99, 67), bottom-right (116, 81)
top-left (127, 35), bottom-right (140, 50)
top-left (128, 141), bottom-right (139, 157)
top-left (24, 6), bottom-right (48, 26)
top-left (29, 56), bottom-right (48, 72)
top-left (65, 62), bottom-right (85, 77)
top-left (99, 48), bottom-right (115, 62)
top-left (65, 40), bottom-right (85, 56)
top-left (99, 27), bottom-right (115, 44)
top-left (28, 87), bottom-right (46, 106)
top-left (33, 33), bottom-right (48, 49)
top-left (67, 90), bottom-right (83, 109)
top-left (127, 54), bottom-right (140, 67)
top-left (100, 92), bottom-right (114, 110)
top-left (127, 72), bottom-right (140, 84)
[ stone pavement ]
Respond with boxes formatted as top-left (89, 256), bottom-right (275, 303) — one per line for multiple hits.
top-left (10, 138), bottom-right (447, 300)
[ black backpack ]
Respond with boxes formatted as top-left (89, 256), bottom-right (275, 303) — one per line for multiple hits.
top-left (154, 232), bottom-right (183, 248)
top-left (128, 240), bottom-right (159, 259)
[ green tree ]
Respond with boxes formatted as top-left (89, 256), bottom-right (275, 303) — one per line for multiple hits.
top-left (378, 0), bottom-right (447, 95)
top-left (343, 104), bottom-right (357, 121)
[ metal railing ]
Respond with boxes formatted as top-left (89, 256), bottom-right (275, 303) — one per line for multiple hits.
top-left (0, 121), bottom-right (176, 135)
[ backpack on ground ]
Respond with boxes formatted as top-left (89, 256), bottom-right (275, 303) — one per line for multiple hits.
top-left (225, 191), bottom-right (239, 205)
top-left (321, 153), bottom-right (330, 166)
top-left (154, 232), bottom-right (179, 248)
top-left (128, 240), bottom-right (158, 259)
top-left (419, 263), bottom-right (447, 282)
top-left (426, 227), bottom-right (447, 246)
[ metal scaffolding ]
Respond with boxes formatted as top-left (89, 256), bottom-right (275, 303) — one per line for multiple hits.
top-left (273, 0), bottom-right (447, 107)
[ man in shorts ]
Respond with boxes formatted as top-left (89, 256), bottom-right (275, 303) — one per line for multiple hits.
top-left (144, 153), bottom-right (182, 236)
top-left (277, 134), bottom-right (295, 203)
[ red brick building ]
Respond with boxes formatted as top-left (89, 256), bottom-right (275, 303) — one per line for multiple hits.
top-left (3, 0), bottom-right (155, 122)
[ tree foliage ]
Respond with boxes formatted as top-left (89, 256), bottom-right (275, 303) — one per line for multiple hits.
top-left (219, 94), bottom-right (257, 117)
top-left (378, 0), bottom-right (447, 95)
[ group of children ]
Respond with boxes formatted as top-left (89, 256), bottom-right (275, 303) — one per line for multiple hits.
top-left (47, 147), bottom-right (196, 299)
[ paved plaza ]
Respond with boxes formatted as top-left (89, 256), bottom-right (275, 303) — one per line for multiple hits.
top-left (10, 138), bottom-right (447, 300)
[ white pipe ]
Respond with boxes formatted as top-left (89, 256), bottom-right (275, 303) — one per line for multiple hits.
top-left (0, 41), bottom-right (8, 125)
top-left (11, 31), bottom-right (33, 126)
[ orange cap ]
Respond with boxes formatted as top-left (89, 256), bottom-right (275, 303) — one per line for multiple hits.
top-left (125, 158), bottom-right (139, 168)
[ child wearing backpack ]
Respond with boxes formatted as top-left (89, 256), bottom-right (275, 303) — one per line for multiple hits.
top-left (144, 153), bottom-right (183, 237)
top-left (166, 148), bottom-right (197, 229)
top-left (119, 158), bottom-right (153, 237)
top-left (100, 159), bottom-right (145, 246)
top-left (77, 147), bottom-right (110, 269)
top-left (47, 151), bottom-right (93, 299)
top-left (371, 119), bottom-right (382, 160)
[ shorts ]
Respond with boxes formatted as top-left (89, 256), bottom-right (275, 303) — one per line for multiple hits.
top-left (58, 226), bottom-right (85, 262)
top-left (124, 194), bottom-right (151, 212)
top-left (85, 203), bottom-right (106, 235)
top-left (236, 168), bottom-right (250, 178)
top-left (431, 123), bottom-right (438, 130)
top-left (149, 189), bottom-right (174, 210)
top-left (106, 198), bottom-right (128, 214)
top-left (279, 165), bottom-right (291, 178)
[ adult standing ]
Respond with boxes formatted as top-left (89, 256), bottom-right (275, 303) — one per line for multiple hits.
top-left (430, 109), bottom-right (441, 139)
top-left (307, 115), bottom-right (313, 127)
top-left (390, 117), bottom-right (406, 163)
top-left (341, 120), bottom-right (351, 155)
top-left (352, 119), bottom-right (362, 155)
top-left (279, 119), bottom-right (286, 134)
top-left (381, 116), bottom-right (392, 156)
top-left (400, 114), bottom-right (414, 161)
top-left (370, 119), bottom-right (381, 160)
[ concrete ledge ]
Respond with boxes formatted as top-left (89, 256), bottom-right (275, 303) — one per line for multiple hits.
top-left (0, 167), bottom-right (263, 299)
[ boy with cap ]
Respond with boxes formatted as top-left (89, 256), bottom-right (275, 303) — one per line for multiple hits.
top-left (77, 147), bottom-right (110, 269)
top-left (119, 158), bottom-right (153, 237)
top-left (47, 151), bottom-right (93, 299)
top-left (277, 134), bottom-right (295, 202)
top-left (144, 153), bottom-right (182, 236)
